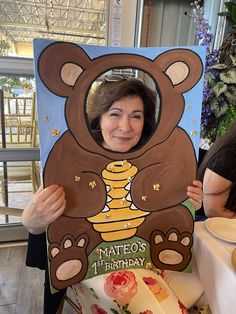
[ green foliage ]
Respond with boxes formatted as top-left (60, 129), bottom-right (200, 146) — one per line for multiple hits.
top-left (0, 76), bottom-right (34, 96)
top-left (0, 40), bottom-right (11, 56)
top-left (206, 105), bottom-right (236, 141)
top-left (0, 76), bottom-right (21, 94)
top-left (217, 104), bottom-right (236, 136)
top-left (218, 1), bottom-right (236, 24)
top-left (203, 55), bottom-right (236, 142)
top-left (192, 1), bottom-right (236, 143)
top-left (220, 69), bottom-right (236, 83)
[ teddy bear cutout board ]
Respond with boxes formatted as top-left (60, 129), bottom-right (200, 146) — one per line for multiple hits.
top-left (34, 39), bottom-right (205, 291)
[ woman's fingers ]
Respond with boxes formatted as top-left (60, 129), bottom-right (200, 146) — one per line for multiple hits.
top-left (22, 184), bottom-right (66, 233)
top-left (187, 180), bottom-right (202, 196)
top-left (187, 189), bottom-right (202, 201)
top-left (187, 180), bottom-right (203, 210)
top-left (192, 179), bottom-right (203, 189)
top-left (36, 184), bottom-right (61, 203)
top-left (34, 186), bottom-right (66, 219)
top-left (35, 185), bottom-right (43, 195)
top-left (48, 200), bottom-right (67, 224)
top-left (48, 190), bottom-right (66, 214)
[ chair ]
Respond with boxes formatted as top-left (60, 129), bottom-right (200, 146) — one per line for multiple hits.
top-left (4, 95), bottom-right (37, 146)
top-left (0, 94), bottom-right (40, 208)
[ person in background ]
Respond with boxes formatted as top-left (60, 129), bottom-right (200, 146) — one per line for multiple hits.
top-left (22, 77), bottom-right (203, 313)
top-left (198, 119), bottom-right (236, 218)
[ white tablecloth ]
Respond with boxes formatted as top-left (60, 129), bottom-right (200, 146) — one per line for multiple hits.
top-left (194, 221), bottom-right (236, 314)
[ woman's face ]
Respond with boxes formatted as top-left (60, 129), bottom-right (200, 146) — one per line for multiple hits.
top-left (100, 95), bottom-right (144, 152)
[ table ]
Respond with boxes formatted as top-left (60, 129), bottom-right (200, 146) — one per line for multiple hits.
top-left (194, 221), bottom-right (236, 314)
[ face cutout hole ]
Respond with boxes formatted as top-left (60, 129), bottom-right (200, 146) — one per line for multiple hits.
top-left (85, 68), bottom-right (160, 152)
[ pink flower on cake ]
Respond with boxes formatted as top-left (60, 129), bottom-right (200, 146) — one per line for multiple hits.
top-left (91, 304), bottom-right (107, 314)
top-left (104, 270), bottom-right (138, 306)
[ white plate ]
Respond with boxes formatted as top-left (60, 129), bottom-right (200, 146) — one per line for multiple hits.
top-left (205, 217), bottom-right (236, 243)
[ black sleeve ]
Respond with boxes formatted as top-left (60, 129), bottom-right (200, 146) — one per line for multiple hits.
top-left (207, 146), bottom-right (236, 182)
top-left (26, 233), bottom-right (67, 313)
top-left (44, 268), bottom-right (66, 314)
top-left (207, 145), bottom-right (236, 212)
top-left (26, 232), bottom-right (48, 270)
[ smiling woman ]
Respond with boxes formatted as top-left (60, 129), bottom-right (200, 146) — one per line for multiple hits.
top-left (86, 75), bottom-right (158, 150)
top-left (100, 95), bottom-right (144, 152)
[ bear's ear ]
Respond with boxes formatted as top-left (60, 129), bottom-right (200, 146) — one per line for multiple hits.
top-left (61, 63), bottom-right (83, 86)
top-left (165, 61), bottom-right (189, 85)
top-left (156, 49), bottom-right (203, 93)
top-left (38, 42), bottom-right (92, 97)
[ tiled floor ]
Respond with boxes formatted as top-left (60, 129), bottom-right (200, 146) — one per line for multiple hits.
top-left (0, 245), bottom-right (74, 314)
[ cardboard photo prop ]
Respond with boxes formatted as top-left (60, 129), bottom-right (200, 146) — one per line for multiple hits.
top-left (34, 39), bottom-right (205, 291)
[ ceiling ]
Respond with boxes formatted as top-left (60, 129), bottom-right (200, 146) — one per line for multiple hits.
top-left (0, 0), bottom-right (107, 46)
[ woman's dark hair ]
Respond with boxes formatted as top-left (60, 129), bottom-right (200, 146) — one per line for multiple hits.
top-left (86, 78), bottom-right (157, 148)
top-left (198, 119), bottom-right (236, 181)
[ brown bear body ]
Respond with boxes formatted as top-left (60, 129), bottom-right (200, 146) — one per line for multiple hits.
top-left (37, 42), bottom-right (203, 289)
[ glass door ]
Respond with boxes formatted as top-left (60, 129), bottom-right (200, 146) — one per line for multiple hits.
top-left (0, 71), bottom-right (40, 242)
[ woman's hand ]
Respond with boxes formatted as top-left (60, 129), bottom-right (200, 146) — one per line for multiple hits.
top-left (187, 180), bottom-right (203, 210)
top-left (22, 184), bottom-right (66, 234)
